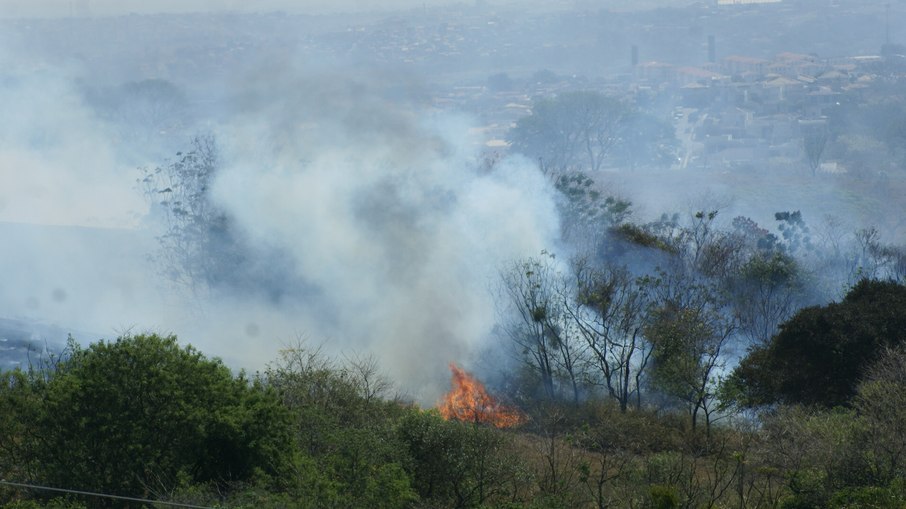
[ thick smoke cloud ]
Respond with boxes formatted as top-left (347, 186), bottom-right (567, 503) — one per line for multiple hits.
top-left (212, 73), bottom-right (560, 399)
top-left (0, 66), bottom-right (143, 228)
top-left (0, 47), bottom-right (561, 401)
top-left (0, 43), bottom-right (159, 347)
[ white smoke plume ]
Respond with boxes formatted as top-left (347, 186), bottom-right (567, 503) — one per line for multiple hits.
top-left (0, 43), bottom-right (160, 345)
top-left (210, 73), bottom-right (561, 399)
top-left (0, 52), bottom-right (562, 401)
top-left (0, 69), bottom-right (144, 228)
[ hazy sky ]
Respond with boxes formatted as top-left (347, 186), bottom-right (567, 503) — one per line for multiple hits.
top-left (0, 0), bottom-right (681, 18)
top-left (0, 0), bottom-right (494, 17)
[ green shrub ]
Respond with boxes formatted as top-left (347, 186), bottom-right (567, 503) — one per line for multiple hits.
top-left (649, 484), bottom-right (679, 509)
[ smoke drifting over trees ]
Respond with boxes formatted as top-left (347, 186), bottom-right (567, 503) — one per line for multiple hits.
top-left (1, 0), bottom-right (906, 405)
top-left (0, 46), bottom-right (561, 398)
top-left (208, 73), bottom-right (561, 395)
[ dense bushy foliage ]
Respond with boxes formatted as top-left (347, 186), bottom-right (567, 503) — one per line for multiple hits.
top-left (729, 279), bottom-right (906, 408)
top-left (0, 334), bottom-right (295, 506)
top-left (2, 321), bottom-right (906, 508)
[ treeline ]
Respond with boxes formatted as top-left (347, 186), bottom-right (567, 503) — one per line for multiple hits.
top-left (0, 334), bottom-right (516, 508)
top-left (2, 273), bottom-right (906, 509)
top-left (496, 186), bottom-right (906, 414)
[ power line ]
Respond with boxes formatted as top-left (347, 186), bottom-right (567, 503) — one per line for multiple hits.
top-left (0, 480), bottom-right (216, 508)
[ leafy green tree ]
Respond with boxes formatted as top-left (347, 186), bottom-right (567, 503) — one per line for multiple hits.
top-left (0, 369), bottom-right (44, 491)
top-left (553, 171), bottom-right (632, 250)
top-left (263, 343), bottom-right (415, 509)
top-left (645, 274), bottom-right (735, 432)
top-left (1, 498), bottom-right (88, 509)
top-left (397, 410), bottom-right (521, 508)
top-left (138, 136), bottom-right (241, 292)
top-left (731, 252), bottom-right (805, 347)
top-left (758, 406), bottom-right (867, 509)
top-left (852, 227), bottom-right (906, 283)
top-left (13, 334), bottom-right (295, 505)
top-left (487, 72), bottom-right (514, 92)
top-left (773, 211), bottom-right (815, 256)
top-left (729, 279), bottom-right (906, 408)
top-left (828, 484), bottom-right (906, 509)
top-left (801, 120), bottom-right (829, 177)
top-left (853, 345), bottom-right (906, 484)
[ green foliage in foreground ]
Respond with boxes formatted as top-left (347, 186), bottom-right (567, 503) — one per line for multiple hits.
top-left (0, 334), bottom-right (295, 506)
top-left (2, 327), bottom-right (906, 508)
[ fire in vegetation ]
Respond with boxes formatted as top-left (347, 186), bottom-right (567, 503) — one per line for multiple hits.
top-left (438, 363), bottom-right (526, 428)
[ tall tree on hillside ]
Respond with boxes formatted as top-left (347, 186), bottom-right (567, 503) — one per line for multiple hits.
top-left (500, 254), bottom-right (586, 403)
top-left (610, 112), bottom-right (679, 170)
top-left (645, 271), bottom-right (736, 432)
top-left (508, 91), bottom-right (630, 175)
top-left (553, 171), bottom-right (632, 252)
top-left (565, 259), bottom-right (653, 412)
top-left (731, 252), bottom-right (804, 346)
top-left (139, 135), bottom-right (233, 292)
top-left (855, 345), bottom-right (906, 484)
top-left (802, 120), bottom-right (830, 177)
top-left (139, 136), bottom-right (301, 300)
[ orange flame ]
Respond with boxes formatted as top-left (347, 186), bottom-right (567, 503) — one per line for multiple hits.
top-left (438, 363), bottom-right (526, 428)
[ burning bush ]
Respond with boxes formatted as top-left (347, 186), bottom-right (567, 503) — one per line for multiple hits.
top-left (438, 363), bottom-right (526, 428)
